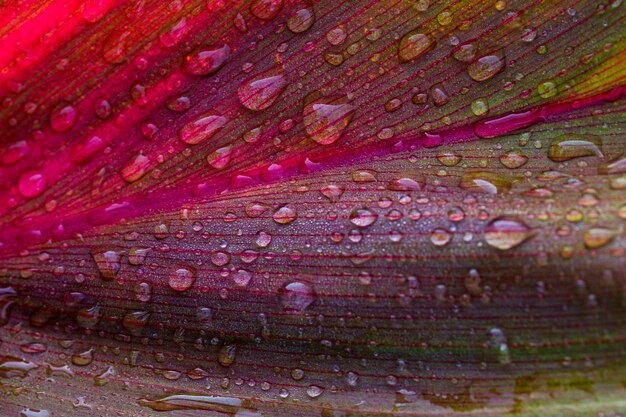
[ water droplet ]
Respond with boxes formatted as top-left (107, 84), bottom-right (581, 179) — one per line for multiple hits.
top-left (18, 171), bottom-right (46, 198)
top-left (303, 94), bottom-right (354, 145)
top-left (91, 250), bottom-right (121, 280)
top-left (232, 269), bottom-right (252, 287)
top-left (287, 8), bottom-right (314, 33)
top-left (122, 310), bottom-right (150, 336)
top-left (50, 103), bottom-right (78, 132)
top-left (388, 177), bottom-right (422, 191)
top-left (72, 348), bottom-right (95, 366)
top-left (121, 153), bottom-right (150, 182)
top-left (471, 98), bottom-right (489, 116)
top-left (138, 394), bottom-right (242, 413)
top-left (159, 17), bottom-right (189, 47)
top-left (0, 356), bottom-right (38, 378)
top-left (128, 247), bottom-right (150, 265)
top-left (499, 150), bottom-right (528, 168)
top-left (183, 44), bottom-right (231, 75)
top-left (2, 140), bottom-right (29, 165)
top-left (321, 184), bottom-right (344, 201)
top-left (179, 113), bottom-right (228, 145)
top-left (169, 267), bottom-right (196, 291)
top-left (437, 151), bottom-right (462, 166)
top-left (350, 208), bottom-right (378, 227)
top-left (583, 227), bottom-right (616, 249)
top-left (280, 281), bottom-right (315, 312)
top-left (250, 0), bottom-right (284, 20)
top-left (218, 344), bottom-right (237, 366)
top-left (206, 145), bottom-right (232, 169)
top-left (306, 385), bottom-right (324, 398)
top-left (537, 80), bottom-right (557, 98)
top-left (273, 205), bottom-right (297, 224)
top-left (460, 171), bottom-right (512, 194)
top-left (468, 54), bottom-right (505, 81)
top-left (484, 217), bottom-right (533, 250)
top-left (548, 134), bottom-right (603, 162)
top-left (238, 69), bottom-right (287, 111)
top-left (430, 228), bottom-right (451, 246)
top-left (398, 31), bottom-right (435, 62)
top-left (326, 27), bottom-right (347, 45)
top-left (453, 42), bottom-right (477, 62)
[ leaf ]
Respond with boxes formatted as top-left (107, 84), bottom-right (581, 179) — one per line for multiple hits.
top-left (0, 0), bottom-right (625, 416)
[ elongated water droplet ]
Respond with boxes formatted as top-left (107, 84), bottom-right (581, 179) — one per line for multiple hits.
top-left (303, 94), bottom-right (354, 145)
top-left (138, 394), bottom-right (242, 413)
top-left (398, 31), bottom-right (435, 62)
top-left (183, 44), bottom-right (231, 75)
top-left (548, 134), bottom-right (603, 162)
top-left (484, 216), bottom-right (533, 250)
top-left (280, 281), bottom-right (315, 312)
top-left (179, 113), bottom-right (228, 145)
top-left (468, 54), bottom-right (505, 81)
top-left (238, 70), bottom-right (287, 111)
top-left (91, 250), bottom-right (121, 281)
top-left (206, 146), bottom-right (232, 169)
top-left (350, 208), bottom-right (378, 227)
top-left (583, 227), bottom-right (616, 249)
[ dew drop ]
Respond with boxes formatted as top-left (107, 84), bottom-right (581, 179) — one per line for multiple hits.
top-left (287, 8), bottom-right (315, 33)
top-left (183, 44), bottom-right (231, 76)
top-left (303, 94), bottom-right (354, 145)
top-left (206, 145), bottom-right (232, 169)
top-left (273, 205), bottom-right (297, 224)
top-left (468, 54), bottom-right (505, 81)
top-left (50, 103), bottom-right (78, 132)
top-left (179, 113), bottom-right (228, 145)
top-left (280, 281), bottom-right (315, 312)
top-left (398, 31), bottom-right (435, 62)
top-left (250, 0), bottom-right (284, 20)
top-left (18, 171), bottom-right (47, 198)
top-left (238, 70), bottom-right (287, 111)
top-left (350, 208), bottom-right (378, 227)
top-left (91, 250), bottom-right (121, 281)
top-left (484, 216), bottom-right (533, 250)
top-left (169, 267), bottom-right (196, 291)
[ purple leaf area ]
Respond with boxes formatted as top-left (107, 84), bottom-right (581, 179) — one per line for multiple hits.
top-left (0, 0), bottom-right (625, 416)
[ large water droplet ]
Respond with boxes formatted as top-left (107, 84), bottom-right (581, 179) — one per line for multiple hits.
top-left (183, 44), bottom-right (231, 75)
top-left (250, 0), bottom-right (284, 20)
top-left (18, 171), bottom-right (46, 198)
top-left (303, 94), bottom-right (354, 145)
top-left (179, 113), bottom-right (228, 145)
top-left (121, 153), bottom-right (150, 182)
top-left (350, 208), bottom-right (378, 227)
top-left (548, 134), bottom-right (603, 162)
top-left (238, 70), bottom-right (287, 111)
top-left (273, 205), bottom-right (297, 224)
top-left (398, 31), bottom-right (435, 62)
top-left (287, 8), bottom-right (315, 33)
top-left (91, 250), bottom-right (121, 280)
top-left (280, 281), bottom-right (315, 312)
top-left (583, 227), bottom-right (616, 249)
top-left (484, 216), bottom-right (533, 250)
top-left (468, 54), bottom-right (505, 81)
top-left (50, 103), bottom-right (78, 132)
top-left (169, 267), bottom-right (196, 291)
top-left (206, 146), bottom-right (232, 169)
